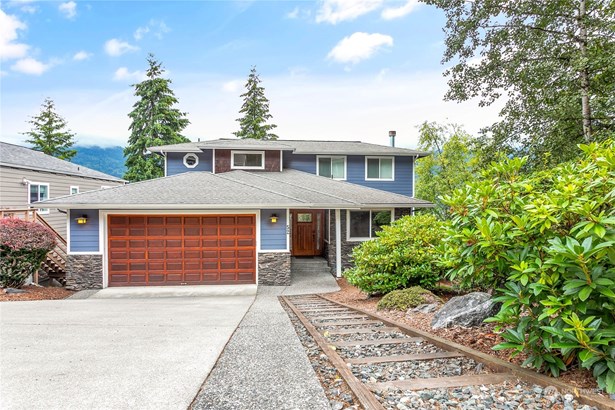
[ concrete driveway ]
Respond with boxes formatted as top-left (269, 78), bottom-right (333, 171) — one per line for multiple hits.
top-left (0, 295), bottom-right (254, 409)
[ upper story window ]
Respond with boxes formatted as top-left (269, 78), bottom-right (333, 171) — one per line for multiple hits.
top-left (366, 157), bottom-right (394, 181)
top-left (183, 153), bottom-right (199, 168)
top-left (317, 156), bottom-right (346, 180)
top-left (347, 209), bottom-right (393, 241)
top-left (29, 182), bottom-right (49, 214)
top-left (70, 186), bottom-right (79, 195)
top-left (231, 151), bottom-right (265, 170)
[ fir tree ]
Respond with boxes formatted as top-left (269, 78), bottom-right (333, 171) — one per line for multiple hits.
top-left (22, 98), bottom-right (77, 161)
top-left (233, 66), bottom-right (278, 140)
top-left (124, 54), bottom-right (190, 182)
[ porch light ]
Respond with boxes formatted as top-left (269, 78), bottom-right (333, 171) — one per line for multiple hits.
top-left (75, 215), bottom-right (88, 225)
top-left (269, 213), bottom-right (278, 224)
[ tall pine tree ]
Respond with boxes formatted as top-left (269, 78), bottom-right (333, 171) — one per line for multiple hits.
top-left (233, 67), bottom-right (278, 140)
top-left (22, 98), bottom-right (77, 161)
top-left (124, 54), bottom-right (190, 182)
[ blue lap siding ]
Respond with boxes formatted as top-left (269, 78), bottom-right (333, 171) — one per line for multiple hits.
top-left (260, 209), bottom-right (287, 250)
top-left (166, 150), bottom-right (213, 176)
top-left (69, 209), bottom-right (100, 253)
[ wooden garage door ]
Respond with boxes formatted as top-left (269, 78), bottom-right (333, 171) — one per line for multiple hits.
top-left (107, 215), bottom-right (256, 286)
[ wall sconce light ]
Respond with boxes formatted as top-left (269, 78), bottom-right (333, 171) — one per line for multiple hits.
top-left (269, 213), bottom-right (278, 224)
top-left (75, 215), bottom-right (88, 225)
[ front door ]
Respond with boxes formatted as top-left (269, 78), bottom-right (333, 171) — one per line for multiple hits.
top-left (291, 210), bottom-right (324, 256)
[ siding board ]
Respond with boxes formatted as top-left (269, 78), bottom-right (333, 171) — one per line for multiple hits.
top-left (166, 150), bottom-right (212, 175)
top-left (69, 209), bottom-right (100, 252)
top-left (260, 209), bottom-right (287, 250)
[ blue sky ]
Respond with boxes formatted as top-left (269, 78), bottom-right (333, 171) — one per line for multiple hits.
top-left (1, 0), bottom-right (501, 148)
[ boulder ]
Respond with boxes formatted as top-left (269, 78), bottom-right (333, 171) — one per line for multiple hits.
top-left (431, 292), bottom-right (499, 329)
top-left (409, 303), bottom-right (440, 314)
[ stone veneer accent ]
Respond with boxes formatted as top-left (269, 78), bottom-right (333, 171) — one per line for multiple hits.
top-left (258, 252), bottom-right (291, 286)
top-left (66, 254), bottom-right (103, 290)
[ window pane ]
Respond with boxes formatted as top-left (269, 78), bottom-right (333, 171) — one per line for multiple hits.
top-left (318, 158), bottom-right (332, 177)
top-left (297, 213), bottom-right (312, 222)
top-left (349, 211), bottom-right (370, 238)
top-left (332, 157), bottom-right (345, 179)
top-left (30, 185), bottom-right (39, 203)
top-left (39, 185), bottom-right (48, 200)
top-left (234, 154), bottom-right (247, 166)
top-left (245, 154), bottom-right (262, 167)
top-left (367, 158), bottom-right (380, 179)
top-left (372, 211), bottom-right (391, 236)
top-left (380, 159), bottom-right (393, 179)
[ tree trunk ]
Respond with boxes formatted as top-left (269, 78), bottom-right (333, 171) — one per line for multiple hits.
top-left (578, 0), bottom-right (593, 141)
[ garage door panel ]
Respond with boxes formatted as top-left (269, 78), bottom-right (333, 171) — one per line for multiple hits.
top-left (108, 214), bottom-right (256, 286)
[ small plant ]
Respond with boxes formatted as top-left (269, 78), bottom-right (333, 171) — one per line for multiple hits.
top-left (376, 287), bottom-right (441, 311)
top-left (344, 214), bottom-right (446, 295)
top-left (0, 219), bottom-right (56, 288)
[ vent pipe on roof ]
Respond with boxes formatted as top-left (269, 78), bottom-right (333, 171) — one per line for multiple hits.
top-left (389, 130), bottom-right (396, 147)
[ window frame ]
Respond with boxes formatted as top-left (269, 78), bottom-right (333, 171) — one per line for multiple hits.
top-left (28, 181), bottom-right (50, 215)
top-left (346, 209), bottom-right (394, 242)
top-left (70, 186), bottom-right (79, 195)
top-left (316, 155), bottom-right (347, 180)
top-left (231, 150), bottom-right (265, 170)
top-left (183, 153), bottom-right (199, 169)
top-left (365, 156), bottom-right (395, 181)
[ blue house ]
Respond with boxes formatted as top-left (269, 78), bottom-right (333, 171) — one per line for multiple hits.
top-left (37, 137), bottom-right (432, 290)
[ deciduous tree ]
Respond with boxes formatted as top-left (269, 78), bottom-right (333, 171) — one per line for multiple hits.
top-left (124, 54), bottom-right (190, 181)
top-left (22, 98), bottom-right (77, 161)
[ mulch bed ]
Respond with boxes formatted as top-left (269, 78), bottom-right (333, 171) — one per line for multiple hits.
top-left (0, 285), bottom-right (75, 302)
top-left (324, 278), bottom-right (598, 391)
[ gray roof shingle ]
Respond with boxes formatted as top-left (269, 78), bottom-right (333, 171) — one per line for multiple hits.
top-left (148, 138), bottom-right (429, 157)
top-left (0, 141), bottom-right (125, 182)
top-left (37, 169), bottom-right (433, 209)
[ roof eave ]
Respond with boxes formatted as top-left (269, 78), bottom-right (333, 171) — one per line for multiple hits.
top-left (0, 163), bottom-right (126, 183)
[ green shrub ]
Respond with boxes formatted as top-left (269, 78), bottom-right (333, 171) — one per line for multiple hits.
top-left (441, 139), bottom-right (615, 392)
top-left (343, 213), bottom-right (446, 295)
top-left (377, 286), bottom-right (441, 311)
top-left (0, 218), bottom-right (56, 288)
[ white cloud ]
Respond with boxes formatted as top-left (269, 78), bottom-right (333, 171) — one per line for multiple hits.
top-left (222, 80), bottom-right (242, 93)
top-left (113, 67), bottom-right (145, 82)
top-left (327, 32), bottom-right (393, 64)
top-left (0, 9), bottom-right (29, 60)
top-left (73, 50), bottom-right (91, 61)
top-left (104, 38), bottom-right (139, 56)
top-left (11, 57), bottom-right (50, 75)
top-left (316, 0), bottom-right (383, 24)
top-left (381, 0), bottom-right (419, 20)
top-left (286, 7), bottom-right (300, 19)
top-left (59, 1), bottom-right (77, 19)
top-left (134, 20), bottom-right (170, 40)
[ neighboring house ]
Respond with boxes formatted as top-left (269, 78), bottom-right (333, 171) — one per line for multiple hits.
top-left (36, 137), bottom-right (433, 290)
top-left (0, 141), bottom-right (125, 239)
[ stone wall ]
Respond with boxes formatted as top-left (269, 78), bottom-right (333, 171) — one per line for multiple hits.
top-left (258, 252), bottom-right (291, 286)
top-left (66, 254), bottom-right (103, 290)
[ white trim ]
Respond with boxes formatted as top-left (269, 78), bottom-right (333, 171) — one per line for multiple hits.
top-left (279, 150), bottom-right (283, 172)
top-left (163, 151), bottom-right (167, 177)
top-left (286, 208), bottom-right (290, 251)
top-left (66, 210), bottom-right (71, 254)
top-left (231, 150), bottom-right (265, 170)
top-left (99, 209), bottom-right (260, 289)
top-left (183, 153), bottom-right (199, 169)
top-left (316, 155), bottom-right (347, 180)
top-left (212, 149), bottom-right (216, 174)
top-left (69, 186), bottom-right (80, 195)
top-left (346, 209), bottom-right (394, 242)
top-left (28, 181), bottom-right (50, 214)
top-left (365, 156), bottom-right (395, 181)
top-left (335, 209), bottom-right (342, 278)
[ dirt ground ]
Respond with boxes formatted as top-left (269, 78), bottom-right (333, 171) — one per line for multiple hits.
top-left (0, 285), bottom-right (74, 302)
top-left (325, 278), bottom-right (598, 391)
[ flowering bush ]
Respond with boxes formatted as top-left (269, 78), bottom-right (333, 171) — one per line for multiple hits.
top-left (441, 139), bottom-right (615, 392)
top-left (0, 218), bottom-right (56, 288)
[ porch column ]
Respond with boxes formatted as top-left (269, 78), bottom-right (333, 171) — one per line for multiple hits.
top-left (335, 209), bottom-right (342, 277)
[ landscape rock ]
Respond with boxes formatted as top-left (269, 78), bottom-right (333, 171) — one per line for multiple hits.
top-left (49, 279), bottom-right (63, 287)
top-left (431, 292), bottom-right (500, 329)
top-left (408, 303), bottom-right (440, 314)
top-left (4, 288), bottom-right (26, 294)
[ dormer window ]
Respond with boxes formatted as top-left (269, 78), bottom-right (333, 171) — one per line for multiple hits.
top-left (183, 153), bottom-right (199, 168)
top-left (231, 151), bottom-right (265, 170)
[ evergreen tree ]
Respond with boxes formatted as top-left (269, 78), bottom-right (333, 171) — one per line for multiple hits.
top-left (124, 54), bottom-right (190, 182)
top-left (233, 66), bottom-right (278, 140)
top-left (22, 98), bottom-right (77, 161)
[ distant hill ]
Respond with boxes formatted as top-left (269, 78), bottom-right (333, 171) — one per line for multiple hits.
top-left (73, 146), bottom-right (126, 178)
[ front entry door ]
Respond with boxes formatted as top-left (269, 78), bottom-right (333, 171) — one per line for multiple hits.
top-left (291, 210), bottom-right (325, 256)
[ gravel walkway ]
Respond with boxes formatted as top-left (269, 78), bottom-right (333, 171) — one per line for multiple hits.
top-left (191, 267), bottom-right (339, 410)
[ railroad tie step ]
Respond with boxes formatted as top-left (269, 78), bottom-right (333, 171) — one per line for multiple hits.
top-left (313, 315), bottom-right (371, 322)
top-left (334, 337), bottom-right (424, 347)
top-left (316, 320), bottom-right (382, 327)
top-left (325, 326), bottom-right (401, 335)
top-left (366, 373), bottom-right (518, 392)
top-left (346, 351), bottom-right (465, 365)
